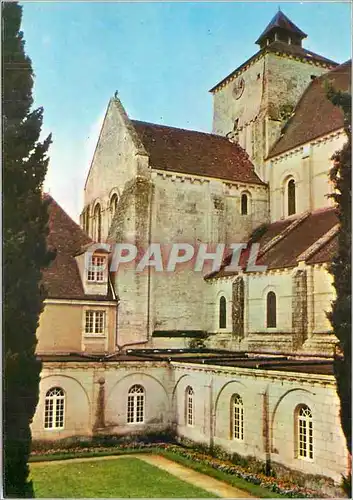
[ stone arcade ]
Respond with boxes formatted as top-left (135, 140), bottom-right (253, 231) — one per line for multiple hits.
top-left (33, 11), bottom-right (351, 489)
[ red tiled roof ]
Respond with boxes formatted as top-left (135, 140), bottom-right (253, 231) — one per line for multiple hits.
top-left (210, 41), bottom-right (337, 93)
top-left (207, 207), bottom-right (338, 278)
top-left (132, 120), bottom-right (264, 185)
top-left (268, 61), bottom-right (351, 158)
top-left (42, 196), bottom-right (113, 301)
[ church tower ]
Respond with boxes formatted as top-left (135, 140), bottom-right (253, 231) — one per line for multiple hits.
top-left (210, 10), bottom-right (337, 180)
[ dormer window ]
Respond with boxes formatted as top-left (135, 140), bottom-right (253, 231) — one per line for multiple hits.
top-left (87, 255), bottom-right (106, 282)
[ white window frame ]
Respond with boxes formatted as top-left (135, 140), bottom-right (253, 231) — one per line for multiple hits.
top-left (44, 387), bottom-right (65, 430)
top-left (186, 386), bottom-right (194, 427)
top-left (87, 255), bottom-right (106, 282)
top-left (84, 310), bottom-right (106, 337)
top-left (297, 405), bottom-right (314, 461)
top-left (232, 394), bottom-right (244, 441)
top-left (127, 385), bottom-right (145, 424)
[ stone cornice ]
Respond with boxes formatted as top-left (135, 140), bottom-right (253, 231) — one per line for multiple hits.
top-left (171, 361), bottom-right (335, 387)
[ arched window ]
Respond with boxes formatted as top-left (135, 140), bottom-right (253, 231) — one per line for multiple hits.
top-left (44, 387), bottom-right (65, 429)
top-left (297, 405), bottom-right (313, 460)
top-left (110, 193), bottom-right (118, 217)
top-left (186, 386), bottom-right (194, 426)
top-left (219, 296), bottom-right (227, 329)
top-left (266, 291), bottom-right (277, 328)
top-left (241, 193), bottom-right (248, 215)
top-left (94, 203), bottom-right (102, 242)
top-left (127, 385), bottom-right (144, 424)
top-left (287, 179), bottom-right (296, 216)
top-left (232, 394), bottom-right (244, 440)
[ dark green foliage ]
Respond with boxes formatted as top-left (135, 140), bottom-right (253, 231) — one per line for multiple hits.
top-left (3, 2), bottom-right (52, 496)
top-left (326, 85), bottom-right (351, 496)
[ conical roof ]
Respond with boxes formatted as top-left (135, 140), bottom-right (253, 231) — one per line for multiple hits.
top-left (256, 10), bottom-right (307, 45)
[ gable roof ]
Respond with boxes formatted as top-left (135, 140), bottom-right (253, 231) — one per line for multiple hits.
top-left (210, 41), bottom-right (337, 94)
top-left (42, 195), bottom-right (113, 301)
top-left (131, 120), bottom-right (264, 185)
top-left (268, 60), bottom-right (351, 158)
top-left (206, 207), bottom-right (338, 279)
top-left (255, 10), bottom-right (307, 45)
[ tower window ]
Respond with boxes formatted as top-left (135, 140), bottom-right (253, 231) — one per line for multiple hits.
top-left (241, 193), bottom-right (248, 215)
top-left (233, 118), bottom-right (239, 131)
top-left (219, 296), bottom-right (227, 329)
top-left (287, 179), bottom-right (296, 216)
top-left (266, 291), bottom-right (277, 328)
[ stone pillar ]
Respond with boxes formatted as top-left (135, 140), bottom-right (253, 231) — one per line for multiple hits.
top-left (232, 276), bottom-right (244, 338)
top-left (93, 377), bottom-right (105, 431)
top-left (292, 268), bottom-right (308, 350)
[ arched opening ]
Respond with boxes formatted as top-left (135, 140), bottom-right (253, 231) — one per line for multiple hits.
top-left (219, 296), bottom-right (227, 329)
top-left (287, 179), bottom-right (296, 216)
top-left (266, 291), bottom-right (277, 328)
top-left (44, 387), bottom-right (65, 429)
top-left (241, 193), bottom-right (248, 215)
top-left (185, 386), bottom-right (194, 426)
top-left (94, 203), bottom-right (102, 242)
top-left (127, 384), bottom-right (145, 424)
top-left (231, 394), bottom-right (244, 441)
top-left (296, 405), bottom-right (313, 460)
top-left (110, 193), bottom-right (118, 217)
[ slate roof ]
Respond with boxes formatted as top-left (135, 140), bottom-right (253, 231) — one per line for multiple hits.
top-left (210, 41), bottom-right (337, 93)
top-left (39, 348), bottom-right (334, 376)
top-left (42, 195), bottom-right (113, 301)
top-left (268, 60), bottom-right (351, 158)
top-left (131, 120), bottom-right (264, 185)
top-left (255, 10), bottom-right (307, 45)
top-left (206, 207), bottom-right (338, 279)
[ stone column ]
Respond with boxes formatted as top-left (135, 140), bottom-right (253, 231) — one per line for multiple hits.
top-left (232, 276), bottom-right (244, 338)
top-left (292, 268), bottom-right (308, 350)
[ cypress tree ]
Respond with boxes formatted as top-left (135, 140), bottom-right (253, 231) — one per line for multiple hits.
top-left (326, 85), bottom-right (351, 494)
top-left (3, 2), bottom-right (53, 496)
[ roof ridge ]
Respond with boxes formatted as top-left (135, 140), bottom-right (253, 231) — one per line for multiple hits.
top-left (258, 211), bottom-right (311, 259)
top-left (132, 119), bottom-right (225, 139)
top-left (297, 223), bottom-right (339, 263)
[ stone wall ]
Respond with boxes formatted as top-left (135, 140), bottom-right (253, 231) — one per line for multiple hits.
top-left (36, 301), bottom-right (117, 355)
top-left (267, 130), bottom-right (346, 222)
top-left (212, 51), bottom-right (332, 173)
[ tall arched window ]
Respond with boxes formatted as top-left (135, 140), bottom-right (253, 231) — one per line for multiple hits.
top-left (297, 405), bottom-right (313, 460)
top-left (110, 193), bottom-right (118, 217)
top-left (127, 385), bottom-right (144, 424)
top-left (186, 386), bottom-right (194, 426)
top-left (266, 291), bottom-right (277, 328)
top-left (287, 179), bottom-right (296, 216)
top-left (219, 296), bottom-right (227, 329)
top-left (94, 203), bottom-right (102, 242)
top-left (232, 394), bottom-right (244, 441)
top-left (241, 193), bottom-right (248, 215)
top-left (44, 387), bottom-right (65, 429)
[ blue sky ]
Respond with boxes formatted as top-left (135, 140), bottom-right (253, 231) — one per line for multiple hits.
top-left (21, 1), bottom-right (351, 221)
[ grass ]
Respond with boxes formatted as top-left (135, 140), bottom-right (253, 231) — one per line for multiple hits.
top-left (160, 450), bottom-right (284, 498)
top-left (30, 457), bottom-right (216, 498)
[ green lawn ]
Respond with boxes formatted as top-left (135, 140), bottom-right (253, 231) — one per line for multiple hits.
top-left (30, 457), bottom-right (216, 498)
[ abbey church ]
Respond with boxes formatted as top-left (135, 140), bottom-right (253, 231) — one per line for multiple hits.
top-left (32, 11), bottom-right (351, 489)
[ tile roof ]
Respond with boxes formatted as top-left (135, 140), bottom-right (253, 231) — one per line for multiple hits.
top-left (210, 41), bottom-right (337, 93)
top-left (131, 120), bottom-right (264, 185)
top-left (42, 195), bottom-right (113, 301)
top-left (268, 60), bottom-right (351, 158)
top-left (207, 207), bottom-right (338, 279)
top-left (255, 10), bottom-right (307, 45)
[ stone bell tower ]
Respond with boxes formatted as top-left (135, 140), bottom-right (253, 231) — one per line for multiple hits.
top-left (210, 10), bottom-right (337, 180)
